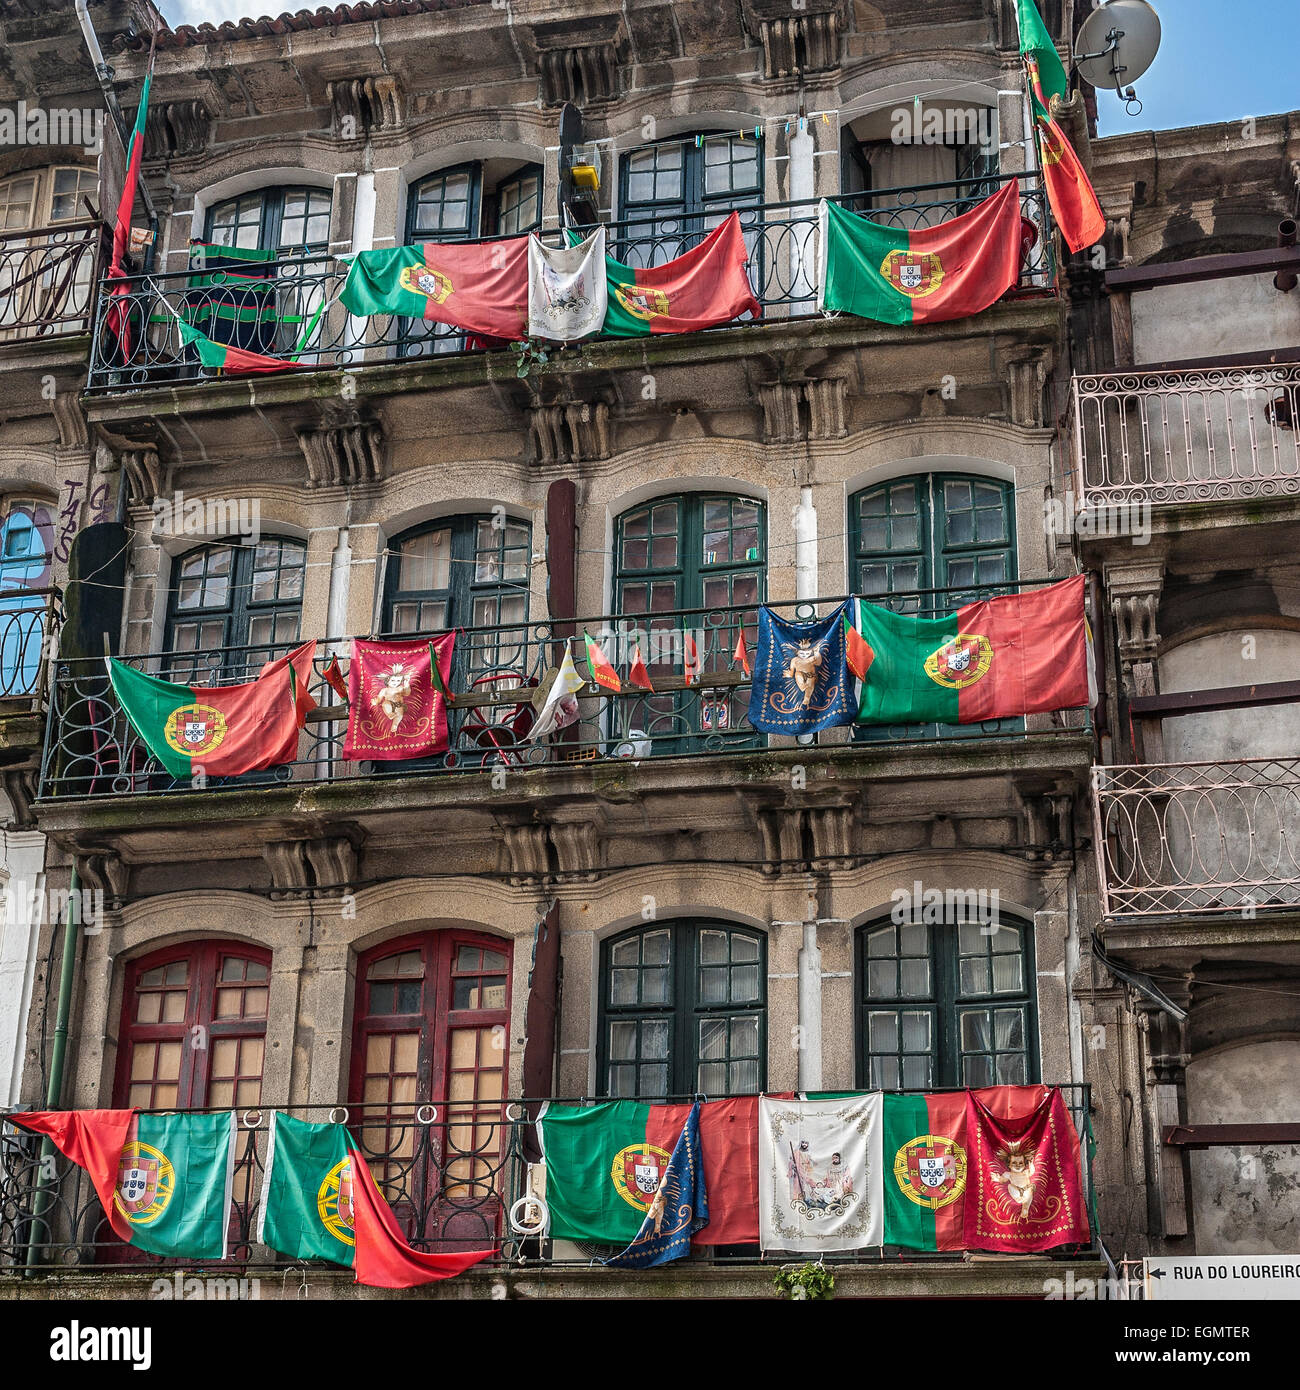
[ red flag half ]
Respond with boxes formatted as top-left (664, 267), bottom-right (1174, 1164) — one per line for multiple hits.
top-left (733, 626), bottom-right (752, 678)
top-left (345, 1139), bottom-right (493, 1287)
top-left (843, 605), bottom-right (873, 680)
top-left (8, 1109), bottom-right (137, 1242)
top-left (683, 632), bottom-right (702, 686)
top-left (1028, 60), bottom-right (1105, 254)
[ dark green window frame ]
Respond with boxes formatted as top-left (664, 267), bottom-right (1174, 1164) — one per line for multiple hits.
top-left (855, 915), bottom-right (1038, 1090)
top-left (164, 537), bottom-right (306, 683)
top-left (599, 921), bottom-right (767, 1098)
top-left (205, 187), bottom-right (332, 254)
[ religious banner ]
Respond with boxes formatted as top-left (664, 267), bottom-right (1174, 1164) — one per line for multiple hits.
top-left (343, 634), bottom-right (455, 761)
top-left (962, 1086), bottom-right (1091, 1252)
top-left (528, 226), bottom-right (608, 341)
top-left (747, 601), bottom-right (856, 735)
top-left (758, 1093), bottom-right (884, 1252)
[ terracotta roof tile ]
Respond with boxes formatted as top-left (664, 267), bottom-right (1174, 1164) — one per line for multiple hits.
top-left (124, 0), bottom-right (485, 49)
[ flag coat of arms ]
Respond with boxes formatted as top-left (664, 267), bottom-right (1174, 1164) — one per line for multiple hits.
top-left (537, 1097), bottom-right (767, 1247)
top-left (598, 212), bottom-right (759, 336)
top-left (108, 641), bottom-right (317, 778)
top-left (747, 601), bottom-right (856, 735)
top-left (115, 1111), bottom-right (237, 1259)
top-left (343, 634), bottom-right (455, 761)
top-left (758, 1094), bottom-right (884, 1252)
top-left (602, 1102), bottom-right (709, 1268)
top-left (339, 237), bottom-right (530, 341)
top-left (529, 226), bottom-right (608, 341)
top-left (963, 1086), bottom-right (1090, 1252)
top-left (854, 574), bottom-right (1091, 726)
top-left (818, 180), bottom-right (1023, 325)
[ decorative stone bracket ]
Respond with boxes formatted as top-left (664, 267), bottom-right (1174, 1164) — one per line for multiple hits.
top-left (327, 75), bottom-right (403, 138)
top-left (743, 0), bottom-right (843, 78)
top-left (533, 17), bottom-right (625, 106)
top-left (75, 846), bottom-right (129, 907)
top-left (1106, 558), bottom-right (1166, 699)
top-left (95, 427), bottom-right (165, 506)
top-left (757, 803), bottom-right (855, 874)
top-left (1, 766), bottom-right (38, 830)
top-left (263, 828), bottom-right (363, 897)
top-left (496, 819), bottom-right (600, 883)
top-left (297, 408), bottom-right (387, 489)
top-left (527, 399), bottom-right (611, 466)
top-left (144, 99), bottom-right (212, 159)
top-left (758, 377), bottom-right (847, 443)
top-left (998, 346), bottom-right (1049, 428)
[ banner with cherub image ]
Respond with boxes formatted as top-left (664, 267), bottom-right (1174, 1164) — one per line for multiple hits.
top-left (746, 600), bottom-right (856, 736)
top-left (962, 1085), bottom-right (1090, 1252)
top-left (758, 1093), bottom-right (884, 1252)
top-left (342, 634), bottom-right (455, 761)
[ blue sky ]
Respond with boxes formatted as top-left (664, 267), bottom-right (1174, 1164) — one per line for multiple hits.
top-left (162, 0), bottom-right (1297, 136)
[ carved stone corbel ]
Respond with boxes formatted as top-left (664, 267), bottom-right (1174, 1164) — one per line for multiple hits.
top-left (533, 16), bottom-right (625, 106)
top-left (75, 847), bottom-right (129, 906)
top-left (94, 426), bottom-right (165, 506)
top-left (263, 827), bottom-right (364, 896)
top-left (759, 378), bottom-right (847, 442)
top-left (527, 399), bottom-right (611, 466)
top-left (1106, 557), bottom-right (1166, 699)
top-left (52, 392), bottom-right (88, 451)
top-left (758, 807), bottom-right (807, 874)
top-left (548, 821), bottom-right (599, 879)
top-left (743, 0), bottom-right (844, 78)
top-left (297, 407), bottom-right (387, 489)
top-left (145, 99), bottom-right (212, 158)
top-left (497, 824), bottom-right (552, 883)
top-left (1, 766), bottom-right (38, 830)
top-left (327, 75), bottom-right (403, 138)
top-left (999, 346), bottom-right (1049, 427)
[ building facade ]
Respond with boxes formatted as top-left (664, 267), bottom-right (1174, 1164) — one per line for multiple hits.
top-left (0, 0), bottom-right (1296, 1298)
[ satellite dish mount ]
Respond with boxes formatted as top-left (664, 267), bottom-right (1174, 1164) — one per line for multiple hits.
top-left (1073, 0), bottom-right (1163, 119)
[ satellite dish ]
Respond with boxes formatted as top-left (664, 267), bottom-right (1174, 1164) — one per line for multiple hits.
top-left (1075, 0), bottom-right (1162, 93)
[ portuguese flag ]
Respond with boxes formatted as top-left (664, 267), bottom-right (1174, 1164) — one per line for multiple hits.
top-left (597, 212), bottom-right (759, 336)
top-left (256, 1112), bottom-right (493, 1286)
top-left (539, 1097), bottom-right (765, 1246)
top-left (583, 631), bottom-right (620, 692)
top-left (8, 1109), bottom-right (138, 1242)
top-left (340, 238), bottom-right (529, 341)
top-left (881, 1092), bottom-right (969, 1250)
top-left (1017, 0), bottom-right (1068, 118)
top-left (818, 180), bottom-right (1023, 325)
top-left (179, 320), bottom-right (301, 375)
top-left (1027, 59), bottom-right (1106, 254)
top-left (107, 641), bottom-right (318, 778)
top-left (854, 574), bottom-right (1090, 725)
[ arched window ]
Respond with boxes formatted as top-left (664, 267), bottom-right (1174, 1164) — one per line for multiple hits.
top-left (114, 941), bottom-right (270, 1110)
top-left (350, 932), bottom-right (511, 1243)
top-left (0, 497), bottom-right (53, 697)
top-left (855, 915), bottom-right (1036, 1090)
top-left (599, 921), bottom-right (766, 1097)
top-left (404, 161), bottom-right (543, 355)
top-left (164, 537), bottom-right (305, 682)
top-left (613, 492), bottom-right (763, 745)
top-left (618, 133), bottom-right (762, 268)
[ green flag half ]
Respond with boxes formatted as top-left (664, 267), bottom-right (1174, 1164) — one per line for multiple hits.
top-left (116, 1112), bottom-right (236, 1259)
top-left (256, 1112), bottom-right (355, 1265)
top-left (1018, 0), bottom-right (1069, 116)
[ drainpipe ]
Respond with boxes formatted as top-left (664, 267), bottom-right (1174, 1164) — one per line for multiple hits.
top-left (24, 866), bottom-right (80, 1271)
top-left (793, 486), bottom-right (818, 603)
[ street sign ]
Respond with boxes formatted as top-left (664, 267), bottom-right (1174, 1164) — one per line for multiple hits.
top-left (1145, 1256), bottom-right (1300, 1300)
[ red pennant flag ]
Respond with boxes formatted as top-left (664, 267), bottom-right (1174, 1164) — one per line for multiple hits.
top-left (843, 605), bottom-right (874, 680)
top-left (683, 632), bottom-right (702, 686)
top-left (733, 626), bottom-right (751, 678)
top-left (8, 1110), bottom-right (137, 1242)
top-left (962, 1086), bottom-right (1090, 1252)
top-left (628, 644), bottom-right (655, 693)
top-left (583, 631), bottom-right (621, 693)
top-left (343, 635), bottom-right (455, 761)
top-left (345, 1139), bottom-right (493, 1287)
top-left (1028, 60), bottom-right (1105, 254)
top-left (322, 655), bottom-right (348, 702)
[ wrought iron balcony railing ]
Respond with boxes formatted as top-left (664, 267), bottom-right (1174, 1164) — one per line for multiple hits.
top-left (86, 174), bottom-right (1054, 391)
top-left (1, 1085), bottom-right (1094, 1273)
top-left (0, 220), bottom-right (103, 344)
top-left (38, 585), bottom-right (1091, 802)
top-left (0, 587), bottom-right (60, 705)
top-left (1092, 759), bottom-right (1300, 920)
top-left (1071, 365), bottom-right (1300, 511)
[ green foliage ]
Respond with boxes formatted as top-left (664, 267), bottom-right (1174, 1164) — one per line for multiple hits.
top-left (512, 338), bottom-right (550, 377)
top-left (773, 1262), bottom-right (835, 1301)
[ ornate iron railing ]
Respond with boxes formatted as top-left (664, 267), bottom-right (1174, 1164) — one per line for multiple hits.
top-left (1, 1085), bottom-right (1094, 1273)
top-left (0, 220), bottom-right (103, 343)
top-left (1092, 759), bottom-right (1300, 919)
top-left (0, 587), bottom-right (60, 704)
top-left (1071, 365), bottom-right (1300, 510)
top-left (86, 174), bottom-right (1053, 390)
top-left (37, 584), bottom-right (1091, 801)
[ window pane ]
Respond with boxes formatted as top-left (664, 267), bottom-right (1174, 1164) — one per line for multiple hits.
top-left (609, 1021), bottom-right (637, 1060)
top-left (642, 1020), bottom-right (669, 1059)
top-left (869, 1012), bottom-right (898, 1052)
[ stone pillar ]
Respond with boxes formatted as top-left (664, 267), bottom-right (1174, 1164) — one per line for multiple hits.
top-left (1106, 555), bottom-right (1167, 761)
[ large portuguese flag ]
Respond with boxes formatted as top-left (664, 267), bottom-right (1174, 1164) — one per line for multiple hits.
top-left (881, 1092), bottom-right (969, 1250)
top-left (108, 641), bottom-right (318, 778)
top-left (853, 574), bottom-right (1090, 726)
top-left (818, 179), bottom-right (1022, 325)
top-left (539, 1097), bottom-right (764, 1246)
top-left (340, 238), bottom-right (529, 341)
top-left (598, 211), bottom-right (759, 336)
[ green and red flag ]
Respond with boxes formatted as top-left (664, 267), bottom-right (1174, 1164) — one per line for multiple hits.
top-left (855, 574), bottom-right (1091, 725)
top-left (1027, 60), bottom-right (1106, 254)
top-left (108, 640), bottom-right (318, 778)
top-left (256, 1112), bottom-right (493, 1286)
top-left (818, 179), bottom-right (1023, 325)
top-left (340, 238), bottom-right (529, 341)
top-left (583, 631), bottom-right (621, 692)
top-left (179, 320), bottom-right (300, 375)
top-left (105, 55), bottom-right (153, 356)
top-left (598, 212), bottom-right (759, 336)
top-left (1017, 0), bottom-right (1069, 118)
top-left (538, 1097), bottom-right (765, 1247)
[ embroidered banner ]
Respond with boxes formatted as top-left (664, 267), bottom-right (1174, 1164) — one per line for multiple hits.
top-left (343, 634), bottom-right (455, 761)
top-left (747, 601), bottom-right (856, 735)
top-left (758, 1093), bottom-right (884, 1252)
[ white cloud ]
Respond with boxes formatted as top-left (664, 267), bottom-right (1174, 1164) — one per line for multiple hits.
top-left (160, 0), bottom-right (286, 26)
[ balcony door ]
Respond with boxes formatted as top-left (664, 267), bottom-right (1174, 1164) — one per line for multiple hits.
top-left (350, 931), bottom-right (512, 1250)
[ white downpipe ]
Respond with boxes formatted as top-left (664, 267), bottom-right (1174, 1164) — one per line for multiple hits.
top-left (344, 172), bottom-right (377, 355)
top-left (788, 127), bottom-right (816, 308)
top-left (325, 527), bottom-right (352, 647)
top-left (797, 919), bottom-right (823, 1092)
top-left (793, 486), bottom-right (818, 603)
